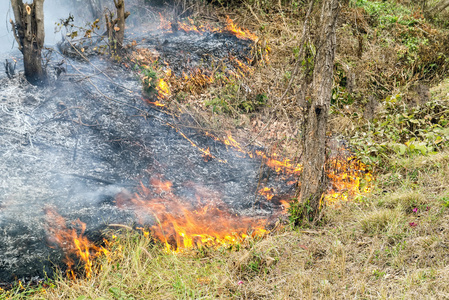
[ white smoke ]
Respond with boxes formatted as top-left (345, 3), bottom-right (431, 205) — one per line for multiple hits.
top-left (0, 0), bottom-right (86, 53)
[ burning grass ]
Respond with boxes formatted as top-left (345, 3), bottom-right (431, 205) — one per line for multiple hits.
top-left (5, 146), bottom-right (447, 299)
top-left (44, 208), bottom-right (110, 279)
top-left (115, 177), bottom-right (270, 253)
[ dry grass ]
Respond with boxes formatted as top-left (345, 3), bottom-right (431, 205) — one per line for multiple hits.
top-left (0, 147), bottom-right (443, 299)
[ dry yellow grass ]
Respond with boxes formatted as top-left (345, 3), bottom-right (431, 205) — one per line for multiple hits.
top-left (2, 147), bottom-right (444, 299)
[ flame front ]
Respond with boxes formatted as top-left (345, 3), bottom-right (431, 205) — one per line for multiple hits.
top-left (258, 187), bottom-right (274, 201)
top-left (225, 16), bottom-right (258, 41)
top-left (157, 13), bottom-right (258, 42)
top-left (44, 208), bottom-right (109, 279)
top-left (116, 178), bottom-right (268, 252)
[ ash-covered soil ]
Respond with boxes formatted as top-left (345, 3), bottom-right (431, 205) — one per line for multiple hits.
top-left (142, 30), bottom-right (254, 75)
top-left (0, 32), bottom-right (294, 285)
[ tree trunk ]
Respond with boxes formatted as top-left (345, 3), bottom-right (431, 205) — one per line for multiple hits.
top-left (10, 0), bottom-right (47, 85)
top-left (299, 0), bottom-right (339, 222)
top-left (115, 0), bottom-right (126, 46)
top-left (106, 0), bottom-right (129, 56)
top-left (427, 0), bottom-right (449, 16)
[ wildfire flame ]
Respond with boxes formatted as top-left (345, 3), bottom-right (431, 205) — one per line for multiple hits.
top-left (44, 208), bottom-right (109, 279)
top-left (116, 178), bottom-right (268, 252)
top-left (164, 129), bottom-right (372, 209)
top-left (156, 78), bottom-right (171, 99)
top-left (178, 17), bottom-right (221, 34)
top-left (225, 16), bottom-right (258, 41)
top-left (31, 13), bottom-right (373, 281)
top-left (132, 15), bottom-right (263, 105)
top-left (203, 132), bottom-right (302, 176)
top-left (258, 187), bottom-right (274, 201)
top-left (324, 154), bottom-right (373, 206)
top-left (158, 12), bottom-right (171, 31)
top-left (157, 13), bottom-right (258, 42)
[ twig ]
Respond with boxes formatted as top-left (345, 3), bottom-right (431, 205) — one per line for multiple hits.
top-left (108, 224), bottom-right (133, 230)
top-left (59, 173), bottom-right (115, 185)
top-left (277, 0), bottom-right (314, 104)
top-left (64, 38), bottom-right (135, 94)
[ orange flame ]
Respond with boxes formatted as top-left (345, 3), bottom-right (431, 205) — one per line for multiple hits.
top-left (203, 132), bottom-right (302, 176)
top-left (180, 131), bottom-right (372, 207)
top-left (147, 100), bottom-right (165, 107)
top-left (116, 178), bottom-right (268, 252)
top-left (258, 187), bottom-right (274, 201)
top-left (44, 208), bottom-right (109, 279)
top-left (172, 127), bottom-right (227, 163)
top-left (225, 16), bottom-right (258, 41)
top-left (158, 13), bottom-right (171, 31)
top-left (324, 155), bottom-right (373, 206)
top-left (256, 150), bottom-right (303, 175)
top-left (279, 200), bottom-right (291, 213)
top-left (177, 17), bottom-right (221, 34)
top-left (157, 13), bottom-right (259, 42)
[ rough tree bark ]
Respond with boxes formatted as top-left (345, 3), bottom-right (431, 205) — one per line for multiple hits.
top-left (427, 0), bottom-right (449, 16)
top-left (299, 0), bottom-right (339, 222)
top-left (105, 0), bottom-right (130, 55)
top-left (10, 0), bottom-right (47, 85)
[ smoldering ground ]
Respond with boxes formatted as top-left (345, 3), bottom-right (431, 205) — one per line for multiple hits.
top-left (0, 44), bottom-right (292, 286)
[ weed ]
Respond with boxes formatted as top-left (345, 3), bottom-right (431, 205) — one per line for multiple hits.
top-left (351, 96), bottom-right (449, 168)
top-left (137, 66), bottom-right (159, 97)
top-left (439, 195), bottom-right (449, 208)
top-left (288, 198), bottom-right (314, 227)
top-left (372, 269), bottom-right (386, 279)
top-left (360, 208), bottom-right (404, 234)
top-left (378, 191), bottom-right (426, 213)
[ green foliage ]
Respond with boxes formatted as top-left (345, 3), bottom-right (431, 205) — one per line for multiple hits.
top-left (56, 15), bottom-right (107, 55)
top-left (440, 195), bottom-right (449, 208)
top-left (205, 97), bottom-right (232, 113)
top-left (108, 287), bottom-right (135, 300)
top-left (0, 280), bottom-right (53, 299)
top-left (340, 0), bottom-right (449, 95)
top-left (351, 96), bottom-right (449, 167)
top-left (288, 198), bottom-right (315, 227)
top-left (138, 65), bottom-right (159, 97)
top-left (351, 0), bottom-right (415, 29)
top-left (372, 269), bottom-right (386, 279)
top-left (76, 296), bottom-right (107, 300)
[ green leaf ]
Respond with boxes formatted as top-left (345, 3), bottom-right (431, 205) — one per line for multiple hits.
top-left (414, 144), bottom-right (428, 155)
top-left (109, 287), bottom-right (121, 296)
top-left (398, 144), bottom-right (407, 155)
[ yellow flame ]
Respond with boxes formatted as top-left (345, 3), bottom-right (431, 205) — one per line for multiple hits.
top-left (156, 78), bottom-right (170, 99)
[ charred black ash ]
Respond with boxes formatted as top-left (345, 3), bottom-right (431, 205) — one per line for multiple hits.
top-left (142, 30), bottom-right (254, 75)
top-left (0, 30), bottom-right (293, 284)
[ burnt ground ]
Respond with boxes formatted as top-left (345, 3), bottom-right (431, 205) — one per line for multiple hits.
top-left (0, 31), bottom-right (295, 284)
top-left (141, 30), bottom-right (254, 75)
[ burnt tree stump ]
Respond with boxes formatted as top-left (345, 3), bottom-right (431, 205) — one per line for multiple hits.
top-left (10, 0), bottom-right (47, 85)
